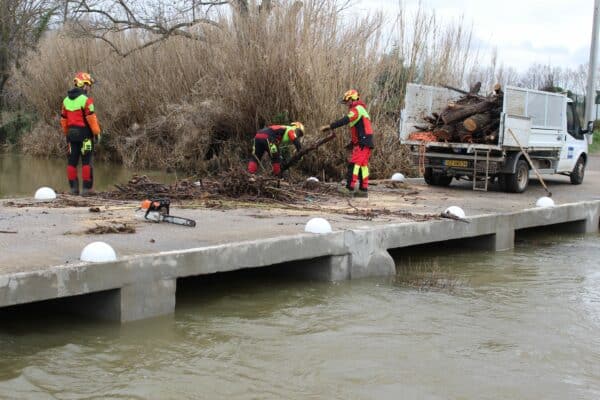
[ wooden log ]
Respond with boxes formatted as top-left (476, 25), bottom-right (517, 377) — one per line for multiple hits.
top-left (481, 120), bottom-right (500, 135)
top-left (423, 115), bottom-right (440, 125)
top-left (413, 124), bottom-right (432, 131)
top-left (463, 113), bottom-right (492, 132)
top-left (446, 101), bottom-right (463, 110)
top-left (281, 131), bottom-right (336, 172)
top-left (433, 125), bottom-right (455, 142)
top-left (440, 100), bottom-right (497, 125)
top-left (485, 131), bottom-right (498, 143)
top-left (469, 81), bottom-right (482, 94)
top-left (456, 127), bottom-right (473, 143)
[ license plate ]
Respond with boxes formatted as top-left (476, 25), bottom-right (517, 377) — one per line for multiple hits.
top-left (445, 160), bottom-right (468, 168)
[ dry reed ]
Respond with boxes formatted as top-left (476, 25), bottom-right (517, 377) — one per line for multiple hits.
top-left (10, 0), bottom-right (481, 180)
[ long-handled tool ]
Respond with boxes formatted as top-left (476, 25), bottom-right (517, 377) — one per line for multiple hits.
top-left (507, 128), bottom-right (552, 197)
top-left (140, 198), bottom-right (196, 227)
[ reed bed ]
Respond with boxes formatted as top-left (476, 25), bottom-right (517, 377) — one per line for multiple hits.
top-left (11, 0), bottom-right (481, 180)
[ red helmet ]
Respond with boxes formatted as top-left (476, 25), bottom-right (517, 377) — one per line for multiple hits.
top-left (73, 72), bottom-right (94, 88)
top-left (342, 89), bottom-right (359, 103)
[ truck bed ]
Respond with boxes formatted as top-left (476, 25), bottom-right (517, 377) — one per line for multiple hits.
top-left (399, 83), bottom-right (567, 151)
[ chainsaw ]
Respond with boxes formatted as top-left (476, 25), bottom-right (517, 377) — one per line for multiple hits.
top-left (140, 198), bottom-right (196, 227)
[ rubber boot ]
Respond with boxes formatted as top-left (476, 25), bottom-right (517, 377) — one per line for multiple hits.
top-left (69, 179), bottom-right (79, 195)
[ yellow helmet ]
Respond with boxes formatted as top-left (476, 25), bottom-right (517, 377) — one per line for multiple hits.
top-left (342, 89), bottom-right (359, 103)
top-left (291, 121), bottom-right (305, 137)
top-left (74, 72), bottom-right (94, 88)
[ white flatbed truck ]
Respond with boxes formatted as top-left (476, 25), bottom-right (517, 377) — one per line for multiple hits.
top-left (399, 83), bottom-right (590, 192)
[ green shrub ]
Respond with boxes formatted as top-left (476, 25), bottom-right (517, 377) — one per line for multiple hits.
top-left (0, 112), bottom-right (35, 145)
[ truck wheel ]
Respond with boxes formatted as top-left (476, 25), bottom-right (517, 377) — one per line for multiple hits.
top-left (435, 174), bottom-right (453, 186)
top-left (569, 156), bottom-right (585, 185)
top-left (505, 159), bottom-right (529, 193)
top-left (423, 167), bottom-right (435, 185)
top-left (423, 168), bottom-right (452, 186)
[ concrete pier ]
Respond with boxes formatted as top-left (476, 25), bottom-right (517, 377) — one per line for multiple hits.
top-left (2, 156), bottom-right (600, 322)
top-left (1, 199), bottom-right (599, 322)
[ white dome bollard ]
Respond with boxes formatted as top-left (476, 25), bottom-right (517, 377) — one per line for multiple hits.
top-left (391, 172), bottom-right (405, 182)
top-left (535, 196), bottom-right (555, 208)
top-left (80, 242), bottom-right (117, 263)
top-left (307, 177), bottom-right (319, 183)
top-left (304, 217), bottom-right (332, 234)
top-left (444, 206), bottom-right (466, 219)
top-left (34, 187), bottom-right (56, 200)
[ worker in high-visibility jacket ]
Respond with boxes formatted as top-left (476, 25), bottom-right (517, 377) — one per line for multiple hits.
top-left (60, 72), bottom-right (102, 195)
top-left (320, 89), bottom-right (374, 197)
top-left (247, 122), bottom-right (304, 176)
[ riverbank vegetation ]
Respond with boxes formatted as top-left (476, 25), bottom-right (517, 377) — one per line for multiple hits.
top-left (2, 0), bottom-right (598, 179)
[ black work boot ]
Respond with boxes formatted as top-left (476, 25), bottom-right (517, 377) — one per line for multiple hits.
top-left (69, 179), bottom-right (79, 195)
top-left (81, 181), bottom-right (93, 197)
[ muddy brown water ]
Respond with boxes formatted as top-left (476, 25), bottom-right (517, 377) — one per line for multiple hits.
top-left (0, 153), bottom-right (177, 198)
top-left (0, 231), bottom-right (599, 399)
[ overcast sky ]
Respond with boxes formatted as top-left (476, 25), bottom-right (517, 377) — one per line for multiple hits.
top-left (353, 0), bottom-right (596, 72)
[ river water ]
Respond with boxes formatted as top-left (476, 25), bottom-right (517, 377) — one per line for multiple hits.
top-left (0, 231), bottom-right (598, 399)
top-left (0, 153), bottom-right (176, 198)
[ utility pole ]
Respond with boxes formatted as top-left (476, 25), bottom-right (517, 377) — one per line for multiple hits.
top-left (585, 0), bottom-right (600, 136)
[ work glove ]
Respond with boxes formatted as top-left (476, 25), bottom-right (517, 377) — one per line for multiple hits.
top-left (269, 142), bottom-right (278, 155)
top-left (94, 134), bottom-right (102, 144)
top-left (319, 125), bottom-right (331, 132)
top-left (81, 138), bottom-right (93, 155)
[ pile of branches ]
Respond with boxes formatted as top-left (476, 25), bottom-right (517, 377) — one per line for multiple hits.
top-left (105, 175), bottom-right (202, 200)
top-left (100, 169), bottom-right (338, 203)
top-left (411, 82), bottom-right (504, 144)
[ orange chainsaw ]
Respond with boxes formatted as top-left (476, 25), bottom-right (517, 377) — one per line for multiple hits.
top-left (140, 198), bottom-right (196, 227)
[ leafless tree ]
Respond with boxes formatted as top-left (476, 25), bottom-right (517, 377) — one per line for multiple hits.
top-left (69, 0), bottom-right (277, 57)
top-left (0, 0), bottom-right (58, 107)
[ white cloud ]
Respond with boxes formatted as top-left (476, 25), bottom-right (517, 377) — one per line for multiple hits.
top-left (353, 0), bottom-right (596, 71)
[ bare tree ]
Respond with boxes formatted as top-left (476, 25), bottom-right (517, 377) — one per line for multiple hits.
top-left (0, 0), bottom-right (58, 107)
top-left (70, 0), bottom-right (277, 57)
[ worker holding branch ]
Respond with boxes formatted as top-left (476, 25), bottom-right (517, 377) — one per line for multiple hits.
top-left (320, 89), bottom-right (374, 197)
top-left (247, 122), bottom-right (304, 176)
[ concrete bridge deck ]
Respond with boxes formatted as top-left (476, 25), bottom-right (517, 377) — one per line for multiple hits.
top-left (2, 157), bottom-right (600, 322)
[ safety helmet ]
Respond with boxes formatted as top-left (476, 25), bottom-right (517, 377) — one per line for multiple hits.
top-left (342, 89), bottom-right (359, 103)
top-left (291, 121), bottom-right (305, 137)
top-left (73, 72), bottom-right (94, 88)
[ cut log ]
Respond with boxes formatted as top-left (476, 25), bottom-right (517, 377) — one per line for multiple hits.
top-left (463, 113), bottom-right (492, 132)
top-left (446, 101), bottom-right (463, 110)
top-left (456, 127), bottom-right (473, 143)
top-left (469, 81), bottom-right (482, 94)
top-left (440, 100), bottom-right (497, 125)
top-left (433, 125), bottom-right (455, 142)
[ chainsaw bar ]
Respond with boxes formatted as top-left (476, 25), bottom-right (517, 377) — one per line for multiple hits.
top-left (161, 214), bottom-right (196, 227)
